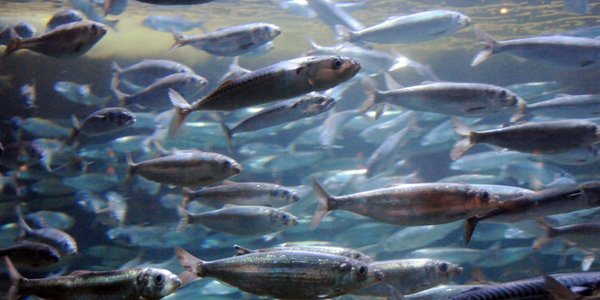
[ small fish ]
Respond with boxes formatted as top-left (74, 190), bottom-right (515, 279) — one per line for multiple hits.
top-left (16, 205), bottom-right (78, 256)
top-left (336, 10), bottom-right (470, 44)
top-left (136, 0), bottom-right (215, 4)
top-left (70, 0), bottom-right (119, 30)
top-left (306, 0), bottom-right (364, 31)
top-left (177, 205), bottom-right (298, 235)
top-left (169, 55), bottom-right (360, 133)
top-left (311, 179), bottom-right (498, 229)
top-left (4, 20), bottom-right (107, 58)
top-left (0, 241), bottom-right (60, 268)
top-left (170, 22), bottom-right (281, 57)
top-left (128, 149), bottom-right (241, 187)
top-left (4, 256), bottom-right (181, 300)
top-left (534, 218), bottom-right (600, 253)
top-left (54, 81), bottom-right (110, 107)
top-left (472, 27), bottom-right (600, 68)
top-left (366, 127), bottom-right (410, 177)
top-left (0, 23), bottom-right (36, 46)
top-left (184, 181), bottom-right (299, 208)
top-left (112, 59), bottom-right (195, 87)
top-left (233, 244), bottom-right (372, 262)
top-left (514, 94), bottom-right (600, 121)
top-left (143, 15), bottom-right (205, 32)
top-left (114, 73), bottom-right (207, 109)
top-left (46, 9), bottom-right (85, 32)
top-left (66, 107), bottom-right (136, 146)
top-left (221, 94), bottom-right (335, 144)
top-left (19, 80), bottom-right (36, 109)
top-left (451, 118), bottom-right (600, 159)
top-left (102, 0), bottom-right (128, 16)
top-left (175, 247), bottom-right (383, 299)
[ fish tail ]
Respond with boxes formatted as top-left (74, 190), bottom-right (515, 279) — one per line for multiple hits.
top-left (106, 19), bottom-right (120, 32)
top-left (471, 27), bottom-right (498, 66)
top-left (544, 275), bottom-right (580, 300)
top-left (103, 0), bottom-right (114, 16)
top-left (125, 153), bottom-right (136, 192)
top-left (335, 25), bottom-right (354, 42)
top-left (182, 187), bottom-right (192, 208)
top-left (450, 118), bottom-right (473, 160)
top-left (464, 216), bottom-right (479, 245)
top-left (176, 206), bottom-right (189, 232)
top-left (111, 76), bottom-right (129, 107)
top-left (220, 121), bottom-right (234, 149)
top-left (3, 28), bottom-right (22, 58)
top-left (169, 32), bottom-right (187, 53)
top-left (360, 77), bottom-right (382, 115)
top-left (533, 217), bottom-right (558, 250)
top-left (310, 177), bottom-right (334, 230)
top-left (15, 204), bottom-right (32, 236)
top-left (167, 89), bottom-right (192, 137)
top-left (174, 247), bottom-right (205, 277)
top-left (64, 115), bottom-right (82, 147)
top-left (4, 256), bottom-right (23, 300)
top-left (111, 61), bottom-right (124, 74)
top-left (510, 100), bottom-right (528, 122)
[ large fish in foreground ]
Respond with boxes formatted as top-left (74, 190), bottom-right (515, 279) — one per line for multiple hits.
top-left (168, 55), bottom-right (360, 133)
top-left (4, 256), bottom-right (181, 300)
top-left (311, 179), bottom-right (499, 229)
top-left (175, 247), bottom-right (383, 299)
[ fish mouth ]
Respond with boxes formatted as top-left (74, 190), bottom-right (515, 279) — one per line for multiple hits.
top-left (289, 217), bottom-right (299, 226)
top-left (231, 164), bottom-right (243, 174)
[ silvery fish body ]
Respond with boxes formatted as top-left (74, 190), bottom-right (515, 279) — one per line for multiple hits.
top-left (0, 23), bottom-right (36, 45)
top-left (17, 206), bottom-right (78, 256)
top-left (175, 247), bottom-right (383, 299)
top-left (405, 285), bottom-right (483, 300)
top-left (54, 81), bottom-right (109, 107)
top-left (306, 0), bottom-right (364, 31)
top-left (115, 73), bottom-right (207, 109)
top-left (4, 20), bottom-right (107, 58)
top-left (5, 257), bottom-right (181, 300)
top-left (171, 23), bottom-right (281, 57)
top-left (185, 182), bottom-right (299, 208)
top-left (142, 15), bottom-right (205, 32)
top-left (519, 94), bottom-right (600, 119)
top-left (66, 107), bottom-right (136, 146)
top-left (112, 59), bottom-right (195, 87)
top-left (46, 9), bottom-right (85, 32)
top-left (69, 0), bottom-right (119, 30)
top-left (336, 10), bottom-right (470, 44)
top-left (234, 244), bottom-right (372, 262)
top-left (354, 259), bottom-right (463, 297)
top-left (179, 205), bottom-right (297, 236)
top-left (128, 149), bottom-right (241, 187)
top-left (136, 0), bottom-right (214, 4)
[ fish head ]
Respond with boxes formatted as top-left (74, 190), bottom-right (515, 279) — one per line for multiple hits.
top-left (112, 108), bottom-right (137, 127)
top-left (426, 259), bottom-right (463, 284)
top-left (220, 157), bottom-right (242, 176)
top-left (452, 12), bottom-right (471, 28)
top-left (265, 24), bottom-right (282, 39)
top-left (271, 188), bottom-right (300, 204)
top-left (312, 95), bottom-right (336, 113)
top-left (271, 209), bottom-right (298, 227)
top-left (187, 74), bottom-right (208, 88)
top-left (85, 21), bottom-right (108, 40)
top-left (306, 56), bottom-right (361, 91)
top-left (137, 268), bottom-right (182, 298)
top-left (492, 88), bottom-right (523, 109)
top-left (347, 262), bottom-right (384, 286)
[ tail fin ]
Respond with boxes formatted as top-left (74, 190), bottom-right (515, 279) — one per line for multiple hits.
top-left (533, 217), bottom-right (558, 250)
top-left (510, 100), bottom-right (528, 123)
top-left (4, 256), bottom-right (23, 300)
top-left (544, 275), bottom-right (580, 300)
top-left (112, 81), bottom-right (130, 107)
top-left (64, 115), bottom-right (82, 147)
top-left (167, 89), bottom-right (192, 137)
top-left (3, 28), bottom-right (22, 58)
top-left (169, 32), bottom-right (187, 53)
top-left (310, 177), bottom-right (334, 230)
top-left (124, 153), bottom-right (136, 192)
top-left (176, 206), bottom-right (190, 232)
top-left (335, 25), bottom-right (354, 42)
top-left (220, 121), bottom-right (234, 149)
top-left (360, 77), bottom-right (382, 115)
top-left (471, 27), bottom-right (498, 66)
top-left (450, 118), bottom-right (473, 160)
top-left (174, 247), bottom-right (204, 277)
top-left (112, 61), bottom-right (124, 74)
top-left (105, 19), bottom-right (120, 32)
top-left (464, 216), bottom-right (479, 245)
top-left (15, 204), bottom-right (32, 236)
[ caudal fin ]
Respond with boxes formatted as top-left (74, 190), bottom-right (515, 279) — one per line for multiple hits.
top-left (220, 122), bottom-right (234, 149)
top-left (169, 32), bottom-right (187, 53)
top-left (471, 27), bottom-right (498, 66)
top-left (310, 177), bottom-right (334, 230)
top-left (544, 275), bottom-right (581, 300)
top-left (510, 100), bottom-right (529, 123)
top-left (450, 118), bottom-right (473, 160)
top-left (176, 206), bottom-right (190, 232)
top-left (533, 217), bottom-right (558, 250)
top-left (167, 89), bottom-right (192, 137)
top-left (335, 25), bottom-right (355, 42)
top-left (174, 247), bottom-right (204, 277)
top-left (360, 77), bottom-right (382, 116)
top-left (3, 28), bottom-right (22, 58)
top-left (4, 256), bottom-right (23, 300)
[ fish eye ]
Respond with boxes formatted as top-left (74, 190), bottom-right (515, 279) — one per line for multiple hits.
top-left (499, 90), bottom-right (507, 98)
top-left (354, 253), bottom-right (361, 260)
top-left (281, 214), bottom-right (288, 220)
top-left (439, 262), bottom-right (448, 273)
top-left (154, 274), bottom-right (164, 285)
top-left (357, 266), bottom-right (367, 276)
top-left (281, 190), bottom-right (290, 199)
top-left (480, 191), bottom-right (489, 200)
top-left (90, 24), bottom-right (98, 34)
top-left (331, 58), bottom-right (343, 69)
top-left (222, 160), bottom-right (231, 169)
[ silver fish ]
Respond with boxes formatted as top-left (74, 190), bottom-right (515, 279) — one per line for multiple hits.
top-left (514, 94), bottom-right (600, 121)
top-left (46, 9), bottom-right (85, 32)
top-left (143, 15), bottom-right (205, 32)
top-left (306, 0), bottom-right (364, 31)
top-left (16, 205), bottom-right (78, 256)
top-left (233, 244), bottom-right (372, 262)
top-left (0, 241), bottom-right (60, 269)
top-left (184, 182), bottom-right (299, 208)
top-left (54, 81), bottom-right (110, 107)
top-left (66, 107), bottom-right (136, 146)
top-left (112, 59), bottom-right (195, 87)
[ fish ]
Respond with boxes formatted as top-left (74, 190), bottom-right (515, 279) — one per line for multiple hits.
top-left (354, 259), bottom-right (463, 297)
top-left (405, 285), bottom-right (484, 300)
top-left (54, 81), bottom-right (110, 107)
top-left (170, 23), bottom-right (281, 57)
top-left (233, 244), bottom-right (372, 262)
top-left (184, 181), bottom-right (299, 208)
top-left (16, 205), bottom-right (78, 256)
top-left (113, 72), bottom-right (207, 109)
top-left (513, 94), bottom-right (600, 121)
top-left (534, 218), bottom-right (600, 264)
top-left (46, 9), bottom-right (85, 32)
top-left (4, 20), bottom-right (107, 58)
top-left (127, 149), bottom-right (241, 187)
top-left (361, 77), bottom-right (524, 119)
top-left (366, 127), bottom-right (410, 177)
top-left (168, 55), bottom-right (360, 132)
top-left (311, 178), bottom-right (499, 229)
top-left (135, 0), bottom-right (215, 4)
top-left (0, 241), bottom-right (60, 268)
top-left (177, 205), bottom-right (298, 235)
top-left (69, 0), bottom-right (119, 30)
top-left (451, 118), bottom-right (600, 160)
top-left (464, 182), bottom-right (600, 244)
top-left (336, 10), bottom-right (471, 44)
top-left (112, 59), bottom-right (195, 87)
top-left (175, 247), bottom-right (383, 299)
top-left (472, 27), bottom-right (600, 68)
top-left (306, 0), bottom-right (364, 31)
top-left (102, 0), bottom-right (128, 16)
top-left (4, 256), bottom-right (181, 300)
top-left (221, 94), bottom-right (335, 144)
top-left (142, 15), bottom-right (205, 32)
top-left (66, 107), bottom-right (136, 146)
top-left (0, 23), bottom-right (36, 46)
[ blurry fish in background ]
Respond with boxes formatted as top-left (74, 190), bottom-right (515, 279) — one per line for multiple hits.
top-left (279, 0), bottom-right (366, 18)
top-left (170, 23), bottom-right (281, 57)
top-left (99, 0), bottom-right (129, 16)
top-left (45, 9), bottom-right (85, 32)
top-left (65, 107), bottom-right (136, 146)
top-left (135, 0), bottom-right (215, 4)
top-left (3, 20), bottom-right (107, 58)
top-left (54, 81), bottom-right (110, 107)
top-left (0, 241), bottom-right (60, 269)
top-left (70, 0), bottom-right (119, 30)
top-left (19, 79), bottom-right (36, 109)
top-left (306, 0), bottom-right (365, 31)
top-left (112, 59), bottom-right (195, 87)
top-left (16, 204), bottom-right (78, 257)
top-left (142, 15), bottom-right (205, 33)
top-left (513, 94), bottom-right (600, 121)
top-left (11, 117), bottom-right (71, 139)
top-left (184, 181), bottom-right (299, 208)
top-left (0, 22), bottom-right (36, 46)
top-left (76, 190), bottom-right (127, 228)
